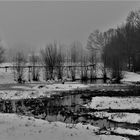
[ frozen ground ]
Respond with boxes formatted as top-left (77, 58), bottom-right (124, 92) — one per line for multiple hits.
top-left (85, 97), bottom-right (140, 137)
top-left (32, 83), bottom-right (88, 91)
top-left (93, 112), bottom-right (140, 124)
top-left (0, 63), bottom-right (139, 139)
top-left (0, 113), bottom-right (129, 140)
top-left (0, 83), bottom-right (89, 100)
top-left (122, 71), bottom-right (140, 83)
top-left (110, 127), bottom-right (140, 136)
top-left (85, 96), bottom-right (140, 110)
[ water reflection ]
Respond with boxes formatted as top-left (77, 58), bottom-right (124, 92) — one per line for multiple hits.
top-left (0, 93), bottom-right (139, 139)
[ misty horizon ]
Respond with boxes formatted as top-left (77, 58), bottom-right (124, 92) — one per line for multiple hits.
top-left (0, 1), bottom-right (140, 56)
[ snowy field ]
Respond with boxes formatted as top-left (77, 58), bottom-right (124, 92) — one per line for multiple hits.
top-left (0, 63), bottom-right (139, 139)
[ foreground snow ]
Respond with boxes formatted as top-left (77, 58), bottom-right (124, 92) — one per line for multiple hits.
top-left (85, 96), bottom-right (140, 110)
top-left (0, 113), bottom-right (129, 140)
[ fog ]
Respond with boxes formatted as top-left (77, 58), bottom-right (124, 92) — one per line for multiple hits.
top-left (0, 1), bottom-right (139, 59)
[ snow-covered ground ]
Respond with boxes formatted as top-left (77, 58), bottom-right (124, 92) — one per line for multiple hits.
top-left (32, 83), bottom-right (88, 91)
top-left (1, 62), bottom-right (140, 83)
top-left (85, 96), bottom-right (140, 110)
top-left (0, 63), bottom-right (140, 140)
top-left (0, 113), bottom-right (129, 140)
top-left (91, 112), bottom-right (140, 136)
top-left (0, 63), bottom-right (89, 100)
top-left (0, 83), bottom-right (89, 100)
top-left (110, 127), bottom-right (140, 136)
top-left (0, 70), bottom-right (15, 84)
top-left (0, 90), bottom-right (45, 100)
top-left (93, 112), bottom-right (140, 124)
top-left (122, 71), bottom-right (140, 82)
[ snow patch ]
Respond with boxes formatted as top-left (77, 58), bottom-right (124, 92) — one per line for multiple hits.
top-left (122, 71), bottom-right (140, 82)
top-left (111, 127), bottom-right (140, 136)
top-left (85, 96), bottom-right (140, 110)
top-left (93, 112), bottom-right (140, 124)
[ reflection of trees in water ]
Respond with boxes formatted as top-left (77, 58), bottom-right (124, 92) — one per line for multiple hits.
top-left (0, 94), bottom-right (88, 124)
top-left (0, 95), bottom-right (137, 133)
top-left (0, 94), bottom-right (83, 118)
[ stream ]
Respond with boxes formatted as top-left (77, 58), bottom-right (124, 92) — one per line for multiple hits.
top-left (0, 90), bottom-right (140, 140)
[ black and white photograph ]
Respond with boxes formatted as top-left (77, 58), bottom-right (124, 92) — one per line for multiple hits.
top-left (0, 0), bottom-right (139, 140)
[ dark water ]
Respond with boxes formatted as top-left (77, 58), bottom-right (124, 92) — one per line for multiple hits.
top-left (0, 92), bottom-right (140, 139)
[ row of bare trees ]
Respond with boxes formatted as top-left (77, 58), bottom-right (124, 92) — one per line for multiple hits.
top-left (11, 40), bottom-right (98, 83)
top-left (41, 42), bottom-right (64, 81)
top-left (2, 10), bottom-right (140, 84)
top-left (87, 9), bottom-right (140, 83)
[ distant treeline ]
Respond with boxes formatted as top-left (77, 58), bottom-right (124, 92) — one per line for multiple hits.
top-left (0, 10), bottom-right (140, 83)
top-left (87, 10), bottom-right (140, 83)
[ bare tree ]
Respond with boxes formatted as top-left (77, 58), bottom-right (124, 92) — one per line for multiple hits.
top-left (125, 10), bottom-right (140, 72)
top-left (56, 44), bottom-right (65, 80)
top-left (0, 46), bottom-right (5, 63)
top-left (103, 29), bottom-right (125, 83)
top-left (80, 55), bottom-right (88, 82)
top-left (69, 41), bottom-right (83, 81)
top-left (87, 30), bottom-right (104, 52)
top-left (41, 42), bottom-right (58, 80)
top-left (13, 52), bottom-right (26, 83)
top-left (87, 30), bottom-right (105, 80)
top-left (101, 29), bottom-right (117, 82)
top-left (88, 52), bottom-right (97, 80)
top-left (30, 52), bottom-right (40, 81)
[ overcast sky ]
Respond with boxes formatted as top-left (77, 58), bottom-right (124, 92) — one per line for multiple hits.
top-left (0, 1), bottom-right (140, 51)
